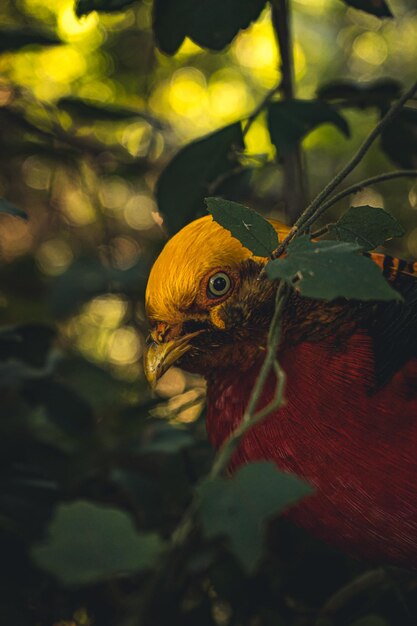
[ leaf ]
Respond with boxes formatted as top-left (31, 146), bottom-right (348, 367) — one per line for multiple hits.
top-left (350, 616), bottom-right (390, 626)
top-left (153, 0), bottom-right (267, 55)
top-left (380, 107), bottom-right (417, 168)
top-left (198, 462), bottom-right (312, 572)
top-left (330, 206), bottom-right (405, 250)
top-left (58, 97), bottom-right (162, 127)
top-left (32, 501), bottom-right (164, 586)
top-left (0, 28), bottom-right (61, 53)
top-left (267, 100), bottom-right (350, 157)
top-left (317, 78), bottom-right (401, 109)
top-left (342, 0), bottom-right (392, 18)
top-left (206, 197), bottom-right (278, 257)
top-left (139, 422), bottom-right (194, 454)
top-left (156, 123), bottom-right (244, 234)
top-left (266, 236), bottom-right (402, 302)
top-left (0, 198), bottom-right (27, 220)
top-left (75, 0), bottom-right (136, 16)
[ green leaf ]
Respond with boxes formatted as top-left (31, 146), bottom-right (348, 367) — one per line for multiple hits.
top-left (198, 462), bottom-right (312, 572)
top-left (330, 206), bottom-right (405, 250)
top-left (75, 0), bottom-right (136, 16)
top-left (32, 501), bottom-right (164, 586)
top-left (139, 423), bottom-right (194, 454)
top-left (267, 100), bottom-right (350, 157)
top-left (342, 0), bottom-right (392, 18)
top-left (381, 107), bottom-right (417, 168)
top-left (266, 236), bottom-right (402, 302)
top-left (0, 198), bottom-right (27, 220)
top-left (206, 197), bottom-right (278, 257)
top-left (0, 28), bottom-right (61, 53)
top-left (156, 123), bottom-right (244, 234)
top-left (153, 0), bottom-right (267, 55)
top-left (317, 78), bottom-right (401, 109)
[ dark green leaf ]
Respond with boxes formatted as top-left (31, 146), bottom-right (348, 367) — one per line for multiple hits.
top-left (381, 107), bottom-right (417, 168)
top-left (156, 123), bottom-right (244, 234)
top-left (0, 28), bottom-right (61, 53)
top-left (330, 206), bottom-right (404, 250)
top-left (206, 197), bottom-right (278, 256)
top-left (0, 198), bottom-right (27, 220)
top-left (76, 0), bottom-right (136, 16)
top-left (32, 501), bottom-right (164, 585)
top-left (139, 422), bottom-right (194, 454)
top-left (342, 0), bottom-right (392, 18)
top-left (267, 100), bottom-right (350, 157)
top-left (58, 97), bottom-right (162, 126)
top-left (153, 0), bottom-right (267, 55)
top-left (198, 462), bottom-right (312, 572)
top-left (317, 78), bottom-right (401, 109)
top-left (266, 236), bottom-right (402, 301)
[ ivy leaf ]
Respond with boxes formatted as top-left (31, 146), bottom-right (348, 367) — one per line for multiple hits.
top-left (198, 462), bottom-right (312, 572)
top-left (206, 197), bottom-right (278, 257)
top-left (342, 0), bottom-right (392, 18)
top-left (156, 123), bottom-right (244, 234)
top-left (330, 206), bottom-right (405, 251)
top-left (153, 0), bottom-right (267, 55)
top-left (0, 198), bottom-right (27, 220)
top-left (0, 28), bottom-right (61, 53)
top-left (31, 501), bottom-right (164, 586)
top-left (75, 0), bottom-right (136, 16)
top-left (267, 100), bottom-right (350, 157)
top-left (266, 236), bottom-right (402, 302)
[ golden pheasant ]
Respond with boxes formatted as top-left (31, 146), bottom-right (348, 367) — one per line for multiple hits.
top-left (144, 215), bottom-right (417, 567)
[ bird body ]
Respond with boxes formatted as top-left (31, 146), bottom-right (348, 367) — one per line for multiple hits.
top-left (145, 215), bottom-right (417, 567)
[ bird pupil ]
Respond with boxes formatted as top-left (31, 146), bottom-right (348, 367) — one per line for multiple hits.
top-left (214, 276), bottom-right (226, 291)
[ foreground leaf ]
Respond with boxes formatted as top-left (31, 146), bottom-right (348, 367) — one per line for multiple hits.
top-left (198, 462), bottom-right (312, 572)
top-left (153, 0), bottom-right (267, 55)
top-left (342, 0), bottom-right (392, 18)
top-left (267, 100), bottom-right (350, 157)
top-left (0, 198), bottom-right (28, 220)
top-left (156, 123), bottom-right (244, 234)
top-left (206, 197), bottom-right (278, 256)
top-left (32, 501), bottom-right (164, 585)
top-left (330, 206), bottom-right (404, 250)
top-left (266, 236), bottom-right (402, 301)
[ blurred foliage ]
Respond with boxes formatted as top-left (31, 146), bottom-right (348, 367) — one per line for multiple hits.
top-left (1, 0), bottom-right (417, 625)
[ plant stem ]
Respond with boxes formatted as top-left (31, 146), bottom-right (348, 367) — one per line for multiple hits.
top-left (273, 77), bottom-right (417, 257)
top-left (271, 0), bottom-right (307, 223)
top-left (303, 169), bottom-right (417, 229)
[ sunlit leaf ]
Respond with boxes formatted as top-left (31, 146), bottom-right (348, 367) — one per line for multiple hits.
top-left (0, 28), bottom-right (61, 52)
top-left (267, 100), bottom-right (350, 157)
top-left (156, 123), bottom-right (244, 234)
top-left (153, 0), bottom-right (267, 55)
top-left (0, 198), bottom-right (27, 220)
top-left (76, 0), bottom-right (136, 16)
top-left (318, 78), bottom-right (401, 109)
top-left (342, 0), bottom-right (392, 18)
top-left (32, 501), bottom-right (164, 585)
top-left (266, 236), bottom-right (402, 301)
top-left (330, 206), bottom-right (404, 250)
top-left (206, 197), bottom-right (278, 256)
top-left (198, 462), bottom-right (312, 572)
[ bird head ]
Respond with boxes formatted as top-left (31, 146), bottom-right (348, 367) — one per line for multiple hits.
top-left (144, 215), bottom-right (289, 386)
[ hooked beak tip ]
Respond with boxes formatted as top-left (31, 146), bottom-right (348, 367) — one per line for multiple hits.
top-left (143, 330), bottom-right (204, 388)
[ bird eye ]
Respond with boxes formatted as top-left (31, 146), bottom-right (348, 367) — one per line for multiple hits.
top-left (207, 272), bottom-right (232, 298)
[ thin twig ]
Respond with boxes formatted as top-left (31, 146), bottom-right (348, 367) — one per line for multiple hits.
top-left (302, 169), bottom-right (417, 231)
top-left (272, 77), bottom-right (417, 257)
top-left (242, 83), bottom-right (281, 138)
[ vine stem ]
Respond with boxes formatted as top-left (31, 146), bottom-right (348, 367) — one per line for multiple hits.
top-left (272, 77), bottom-right (417, 258)
top-left (304, 169), bottom-right (417, 230)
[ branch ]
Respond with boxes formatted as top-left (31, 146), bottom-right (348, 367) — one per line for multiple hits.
top-left (273, 77), bottom-right (417, 257)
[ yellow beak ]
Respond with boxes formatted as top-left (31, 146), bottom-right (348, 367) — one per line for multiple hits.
top-left (143, 330), bottom-right (203, 388)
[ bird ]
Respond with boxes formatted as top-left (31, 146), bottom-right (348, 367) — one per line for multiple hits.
top-left (144, 214), bottom-right (417, 568)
